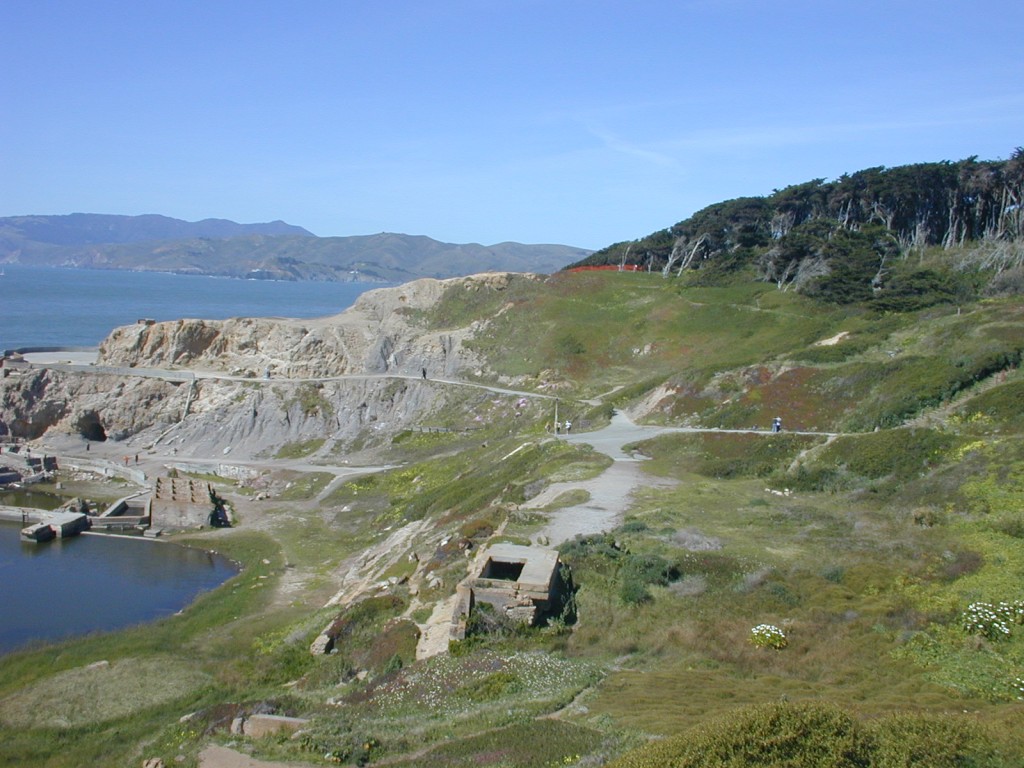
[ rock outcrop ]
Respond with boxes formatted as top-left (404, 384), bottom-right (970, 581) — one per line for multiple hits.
top-left (0, 273), bottom-right (536, 457)
top-left (98, 273), bottom-right (528, 378)
top-left (0, 369), bottom-right (183, 442)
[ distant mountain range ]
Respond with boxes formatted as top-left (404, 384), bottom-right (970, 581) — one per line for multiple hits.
top-left (0, 214), bottom-right (591, 282)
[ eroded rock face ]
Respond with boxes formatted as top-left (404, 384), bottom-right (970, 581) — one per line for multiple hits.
top-left (1, 273), bottom-right (533, 454)
top-left (0, 358), bottom-right (459, 457)
top-left (97, 273), bottom-right (526, 378)
top-left (0, 369), bottom-right (184, 441)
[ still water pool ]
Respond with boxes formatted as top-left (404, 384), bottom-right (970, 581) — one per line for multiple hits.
top-left (0, 521), bottom-right (236, 655)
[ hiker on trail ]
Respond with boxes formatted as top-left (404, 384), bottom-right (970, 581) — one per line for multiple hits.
top-left (772, 417), bottom-right (782, 433)
top-left (565, 420), bottom-right (572, 433)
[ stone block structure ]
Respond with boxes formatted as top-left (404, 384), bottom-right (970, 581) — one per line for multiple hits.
top-left (452, 543), bottom-right (562, 641)
top-left (151, 476), bottom-right (215, 529)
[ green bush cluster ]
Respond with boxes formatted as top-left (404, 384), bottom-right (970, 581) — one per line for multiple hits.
top-left (299, 716), bottom-right (379, 766)
top-left (274, 438), bottom-right (326, 459)
top-left (790, 337), bottom-right (876, 364)
top-left (457, 670), bottom-right (522, 702)
top-left (788, 429), bottom-right (954, 489)
top-left (749, 623), bottom-right (788, 649)
top-left (869, 267), bottom-right (966, 312)
top-left (957, 381), bottom-right (1024, 434)
top-left (841, 341), bottom-right (1024, 430)
top-left (377, 439), bottom-right (590, 525)
top-left (608, 702), bottom-right (1020, 767)
top-left (559, 532), bottom-right (679, 605)
top-left (640, 432), bottom-right (820, 481)
top-left (961, 601), bottom-right (1024, 641)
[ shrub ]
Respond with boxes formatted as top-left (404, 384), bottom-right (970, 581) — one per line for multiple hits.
top-left (620, 579), bottom-right (653, 606)
top-left (608, 702), bottom-right (869, 767)
top-left (797, 429), bottom-right (954, 483)
top-left (864, 713), bottom-right (1008, 768)
top-left (608, 703), bottom-right (1023, 768)
top-left (617, 553), bottom-right (678, 605)
top-left (869, 267), bottom-right (963, 312)
top-left (961, 601), bottom-right (1024, 640)
top-left (299, 717), bottom-right (379, 767)
top-left (457, 670), bottom-right (522, 702)
top-left (749, 624), bottom-right (788, 649)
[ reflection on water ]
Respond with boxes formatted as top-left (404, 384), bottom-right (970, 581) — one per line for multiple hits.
top-left (0, 488), bottom-right (65, 511)
top-left (0, 522), bottom-right (237, 654)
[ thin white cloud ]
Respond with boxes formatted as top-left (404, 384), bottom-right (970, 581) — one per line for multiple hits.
top-left (583, 124), bottom-right (679, 167)
top-left (658, 93), bottom-right (1024, 154)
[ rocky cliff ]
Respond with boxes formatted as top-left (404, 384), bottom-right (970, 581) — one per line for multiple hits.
top-left (97, 272), bottom-right (527, 378)
top-left (0, 273), bottom-right (539, 458)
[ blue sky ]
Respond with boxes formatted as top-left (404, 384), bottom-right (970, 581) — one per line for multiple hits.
top-left (2, 1), bottom-right (1022, 250)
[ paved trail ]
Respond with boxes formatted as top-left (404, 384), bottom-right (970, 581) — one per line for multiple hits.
top-left (527, 411), bottom-right (679, 545)
top-left (530, 411), bottom-right (836, 545)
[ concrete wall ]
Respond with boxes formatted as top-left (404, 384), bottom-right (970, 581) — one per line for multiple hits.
top-left (61, 457), bottom-right (147, 485)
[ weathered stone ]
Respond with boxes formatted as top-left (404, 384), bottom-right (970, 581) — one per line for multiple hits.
top-left (309, 633), bottom-right (333, 655)
top-left (242, 714), bottom-right (310, 739)
top-left (454, 544), bottom-right (563, 640)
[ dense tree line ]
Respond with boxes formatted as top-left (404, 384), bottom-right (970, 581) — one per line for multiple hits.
top-left (573, 148), bottom-right (1024, 307)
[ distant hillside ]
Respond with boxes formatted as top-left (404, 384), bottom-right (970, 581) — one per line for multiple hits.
top-left (0, 213), bottom-right (313, 245)
top-left (0, 213), bottom-right (590, 282)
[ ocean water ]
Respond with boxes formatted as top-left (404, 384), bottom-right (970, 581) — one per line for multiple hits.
top-left (0, 264), bottom-right (384, 350)
top-left (0, 265), bottom-right (383, 654)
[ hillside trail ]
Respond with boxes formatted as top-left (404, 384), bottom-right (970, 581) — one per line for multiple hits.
top-left (527, 408), bottom-right (844, 545)
top-left (905, 367), bottom-right (1015, 429)
top-left (526, 410), bottom-right (682, 545)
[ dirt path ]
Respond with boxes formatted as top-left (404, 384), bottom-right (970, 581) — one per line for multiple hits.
top-left (198, 745), bottom-right (311, 768)
top-left (526, 411), bottom-right (679, 545)
top-left (528, 459), bottom-right (674, 545)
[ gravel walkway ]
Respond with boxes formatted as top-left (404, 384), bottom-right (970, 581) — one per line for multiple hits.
top-left (529, 410), bottom-right (678, 545)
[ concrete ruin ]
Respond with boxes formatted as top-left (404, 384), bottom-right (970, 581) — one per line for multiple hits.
top-left (151, 476), bottom-right (221, 529)
top-left (20, 510), bottom-right (91, 542)
top-left (451, 543), bottom-right (563, 642)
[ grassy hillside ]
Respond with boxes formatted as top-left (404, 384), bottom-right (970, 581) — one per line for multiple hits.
top-left (2, 267), bottom-right (1024, 766)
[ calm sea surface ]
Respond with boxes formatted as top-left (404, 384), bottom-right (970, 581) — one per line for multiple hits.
top-left (0, 264), bottom-right (382, 350)
top-left (0, 265), bottom-right (382, 654)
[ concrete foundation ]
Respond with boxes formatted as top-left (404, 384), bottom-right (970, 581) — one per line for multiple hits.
top-left (20, 511), bottom-right (90, 542)
top-left (452, 543), bottom-right (562, 642)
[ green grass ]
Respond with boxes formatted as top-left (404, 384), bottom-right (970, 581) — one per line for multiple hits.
top-left (554, 443), bottom-right (1019, 734)
top-left (276, 471), bottom-right (333, 500)
top-left (389, 719), bottom-right (615, 768)
top-left (7, 270), bottom-right (1024, 767)
top-left (637, 432), bottom-right (824, 480)
top-left (462, 271), bottom-right (856, 397)
top-left (274, 437), bottom-right (326, 459)
top-left (0, 657), bottom-right (211, 729)
top-left (607, 701), bottom-right (1024, 768)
